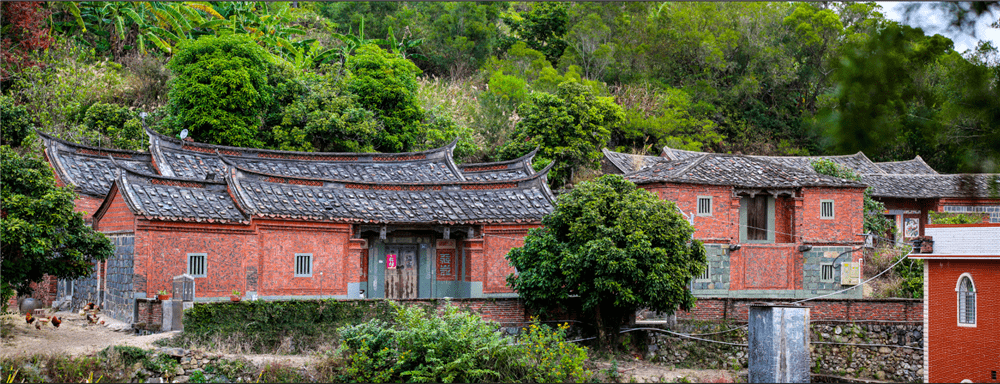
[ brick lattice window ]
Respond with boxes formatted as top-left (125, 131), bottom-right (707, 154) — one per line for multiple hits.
top-left (821, 200), bottom-right (835, 219)
top-left (958, 275), bottom-right (976, 325)
top-left (697, 196), bottom-right (713, 216)
top-left (696, 263), bottom-right (710, 281)
top-left (188, 253), bottom-right (206, 277)
top-left (295, 253), bottom-right (312, 277)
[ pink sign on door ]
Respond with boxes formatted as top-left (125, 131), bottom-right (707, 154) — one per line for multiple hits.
top-left (386, 254), bottom-right (397, 269)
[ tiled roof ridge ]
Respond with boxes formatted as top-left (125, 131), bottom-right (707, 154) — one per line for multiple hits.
top-left (220, 154), bottom-right (557, 191)
top-left (711, 153), bottom-right (868, 187)
top-left (873, 155), bottom-right (938, 175)
top-left (145, 126), bottom-right (460, 161)
top-left (459, 148), bottom-right (539, 170)
top-left (668, 153), bottom-right (709, 179)
top-left (37, 130), bottom-right (151, 157)
top-left (104, 160), bottom-right (249, 223)
top-left (602, 148), bottom-right (669, 174)
top-left (660, 145), bottom-right (885, 175)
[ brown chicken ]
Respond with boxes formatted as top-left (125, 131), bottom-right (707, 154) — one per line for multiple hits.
top-left (25, 312), bottom-right (35, 325)
top-left (51, 316), bottom-right (61, 328)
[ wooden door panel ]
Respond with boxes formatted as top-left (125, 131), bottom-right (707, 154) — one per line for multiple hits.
top-left (385, 245), bottom-right (418, 299)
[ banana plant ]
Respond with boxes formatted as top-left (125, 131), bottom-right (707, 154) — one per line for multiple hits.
top-left (375, 26), bottom-right (426, 61)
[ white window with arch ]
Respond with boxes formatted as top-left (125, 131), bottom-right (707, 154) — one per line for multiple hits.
top-left (957, 273), bottom-right (976, 327)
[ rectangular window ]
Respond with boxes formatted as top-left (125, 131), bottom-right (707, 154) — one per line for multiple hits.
top-left (188, 253), bottom-right (206, 277)
top-left (747, 195), bottom-right (769, 240)
top-left (295, 253), bottom-right (312, 277)
top-left (821, 200), bottom-right (835, 219)
top-left (697, 196), bottom-right (713, 216)
top-left (696, 264), bottom-right (711, 282)
top-left (821, 264), bottom-right (835, 282)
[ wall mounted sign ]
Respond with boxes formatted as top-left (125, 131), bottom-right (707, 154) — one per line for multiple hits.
top-left (386, 254), bottom-right (397, 270)
top-left (904, 218), bottom-right (919, 238)
top-left (437, 251), bottom-right (453, 280)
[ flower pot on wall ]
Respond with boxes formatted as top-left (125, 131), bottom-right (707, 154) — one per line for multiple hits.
top-left (157, 294), bottom-right (170, 301)
top-left (230, 295), bottom-right (241, 302)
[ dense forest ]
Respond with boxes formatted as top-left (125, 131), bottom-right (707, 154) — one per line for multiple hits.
top-left (2, 2), bottom-right (998, 188)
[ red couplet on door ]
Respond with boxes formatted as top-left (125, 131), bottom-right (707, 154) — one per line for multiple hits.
top-left (386, 254), bottom-right (397, 269)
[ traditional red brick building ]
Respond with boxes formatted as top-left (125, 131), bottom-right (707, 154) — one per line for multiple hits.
top-left (603, 147), bottom-right (1000, 301)
top-left (908, 223), bottom-right (1000, 383)
top-left (41, 130), bottom-right (554, 324)
top-left (604, 149), bottom-right (868, 299)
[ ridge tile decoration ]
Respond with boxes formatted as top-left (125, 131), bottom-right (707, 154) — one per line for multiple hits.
top-left (458, 149), bottom-right (538, 182)
top-left (874, 157), bottom-right (939, 175)
top-left (234, 170), bottom-right (554, 224)
top-left (120, 172), bottom-right (245, 222)
top-left (626, 153), bottom-right (866, 189)
top-left (42, 133), bottom-right (157, 197)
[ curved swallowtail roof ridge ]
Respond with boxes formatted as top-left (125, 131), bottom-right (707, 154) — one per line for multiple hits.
top-left (146, 127), bottom-right (466, 182)
top-left (222, 156), bottom-right (556, 224)
top-left (39, 130), bottom-right (157, 197)
top-left (458, 148), bottom-right (539, 181)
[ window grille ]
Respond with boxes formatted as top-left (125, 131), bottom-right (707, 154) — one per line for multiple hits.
top-left (821, 200), bottom-right (835, 219)
top-left (188, 254), bottom-right (206, 277)
top-left (821, 264), bottom-right (835, 282)
top-left (697, 264), bottom-right (711, 281)
top-left (958, 276), bottom-right (976, 325)
top-left (295, 253), bottom-right (312, 277)
top-left (697, 197), bottom-right (712, 216)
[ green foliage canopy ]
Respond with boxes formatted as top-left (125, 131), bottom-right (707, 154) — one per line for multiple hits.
top-left (165, 34), bottom-right (274, 147)
top-left (0, 146), bottom-right (114, 302)
top-left (346, 44), bottom-right (425, 152)
top-left (507, 174), bottom-right (706, 348)
top-left (501, 81), bottom-right (623, 188)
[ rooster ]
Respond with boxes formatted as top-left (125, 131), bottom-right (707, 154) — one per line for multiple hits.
top-left (25, 312), bottom-right (35, 326)
top-left (50, 316), bottom-right (61, 328)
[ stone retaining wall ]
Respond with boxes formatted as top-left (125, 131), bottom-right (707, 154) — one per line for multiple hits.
top-left (644, 321), bottom-right (922, 382)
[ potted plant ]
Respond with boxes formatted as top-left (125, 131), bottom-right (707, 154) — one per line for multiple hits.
top-left (230, 289), bottom-right (242, 302)
top-left (157, 290), bottom-right (170, 301)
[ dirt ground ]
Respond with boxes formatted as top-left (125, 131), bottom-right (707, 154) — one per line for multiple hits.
top-left (2, 310), bottom-right (737, 382)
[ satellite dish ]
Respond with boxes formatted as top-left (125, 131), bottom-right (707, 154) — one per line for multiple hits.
top-left (180, 129), bottom-right (189, 139)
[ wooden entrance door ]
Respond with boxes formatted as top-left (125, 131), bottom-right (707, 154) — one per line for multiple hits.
top-left (385, 245), bottom-right (418, 299)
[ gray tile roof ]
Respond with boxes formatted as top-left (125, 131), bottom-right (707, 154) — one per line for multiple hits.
top-left (602, 148), bottom-right (669, 174)
top-left (111, 167), bottom-right (248, 223)
top-left (874, 156), bottom-right (938, 175)
top-left (41, 131), bottom-right (157, 197)
top-left (148, 127), bottom-right (465, 182)
top-left (860, 173), bottom-right (1000, 198)
top-left (661, 146), bottom-right (884, 175)
top-left (227, 160), bottom-right (556, 224)
top-left (922, 226), bottom-right (1000, 256)
top-left (627, 153), bottom-right (866, 189)
top-left (458, 149), bottom-right (537, 182)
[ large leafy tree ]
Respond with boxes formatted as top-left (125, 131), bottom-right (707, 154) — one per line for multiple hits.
top-left (164, 34), bottom-right (274, 147)
top-left (507, 174), bottom-right (706, 348)
top-left (500, 80), bottom-right (623, 188)
top-left (346, 44), bottom-right (424, 152)
top-left (1, 146), bottom-right (114, 304)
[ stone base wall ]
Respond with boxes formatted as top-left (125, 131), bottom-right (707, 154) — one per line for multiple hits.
top-left (643, 321), bottom-right (922, 383)
top-left (675, 297), bottom-right (922, 322)
top-left (135, 299), bottom-right (164, 332)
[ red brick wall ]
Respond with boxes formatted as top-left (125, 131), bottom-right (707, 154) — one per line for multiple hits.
top-left (645, 183), bottom-right (737, 241)
top-left (728, 245), bottom-right (799, 290)
top-left (26, 275), bottom-right (60, 307)
top-left (676, 297), bottom-right (923, 322)
top-left (135, 221), bottom-right (257, 299)
top-left (74, 195), bottom-right (104, 222)
top-left (462, 239), bottom-right (483, 283)
top-left (926, 260), bottom-right (1000, 383)
top-left (256, 221), bottom-right (351, 297)
top-left (774, 195), bottom-right (796, 243)
top-left (799, 187), bottom-right (865, 244)
top-left (482, 224), bottom-right (538, 294)
top-left (94, 187), bottom-right (136, 233)
top-left (136, 299), bottom-right (164, 329)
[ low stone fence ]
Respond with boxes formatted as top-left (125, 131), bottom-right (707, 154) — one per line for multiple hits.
top-left (149, 347), bottom-right (224, 383)
top-left (643, 320), bottom-right (923, 382)
top-left (675, 297), bottom-right (923, 322)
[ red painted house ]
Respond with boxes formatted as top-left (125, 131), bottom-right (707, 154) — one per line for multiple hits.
top-left (908, 223), bottom-right (1000, 383)
top-left (40, 130), bottom-right (554, 324)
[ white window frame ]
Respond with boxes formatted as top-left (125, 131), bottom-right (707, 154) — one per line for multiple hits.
top-left (697, 196), bottom-right (713, 217)
top-left (956, 273), bottom-right (976, 327)
top-left (696, 263), bottom-right (711, 282)
top-left (820, 263), bottom-right (835, 283)
top-left (295, 253), bottom-right (313, 277)
top-left (820, 200), bottom-right (835, 220)
top-left (188, 253), bottom-right (207, 278)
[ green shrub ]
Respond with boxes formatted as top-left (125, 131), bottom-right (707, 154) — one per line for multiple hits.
top-left (928, 210), bottom-right (988, 224)
top-left (165, 34), bottom-right (274, 147)
top-left (0, 96), bottom-right (32, 147)
top-left (81, 102), bottom-right (146, 151)
top-left (335, 301), bottom-right (591, 383)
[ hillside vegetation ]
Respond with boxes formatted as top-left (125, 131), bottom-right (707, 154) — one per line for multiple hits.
top-left (2, 2), bottom-right (998, 188)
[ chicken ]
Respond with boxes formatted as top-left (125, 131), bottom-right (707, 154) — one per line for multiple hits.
top-left (25, 312), bottom-right (35, 325)
top-left (51, 316), bottom-right (61, 328)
